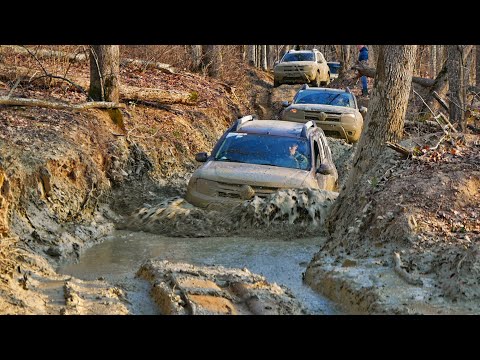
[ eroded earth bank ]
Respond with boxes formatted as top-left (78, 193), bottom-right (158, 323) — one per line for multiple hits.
top-left (0, 50), bottom-right (479, 314)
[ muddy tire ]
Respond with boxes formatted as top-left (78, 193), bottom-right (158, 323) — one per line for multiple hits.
top-left (273, 79), bottom-right (280, 88)
top-left (311, 72), bottom-right (321, 87)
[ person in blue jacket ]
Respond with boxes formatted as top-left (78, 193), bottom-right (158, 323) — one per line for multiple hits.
top-left (357, 45), bottom-right (369, 96)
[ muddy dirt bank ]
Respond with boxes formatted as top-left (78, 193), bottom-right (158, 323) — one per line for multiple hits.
top-left (0, 59), bottom-right (272, 314)
top-left (305, 133), bottom-right (480, 314)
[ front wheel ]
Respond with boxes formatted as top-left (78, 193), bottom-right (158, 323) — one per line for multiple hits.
top-left (310, 72), bottom-right (321, 87)
top-left (273, 79), bottom-right (280, 87)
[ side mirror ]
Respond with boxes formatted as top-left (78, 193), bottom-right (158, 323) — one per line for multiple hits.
top-left (281, 101), bottom-right (291, 107)
top-left (195, 152), bottom-right (208, 162)
top-left (359, 106), bottom-right (368, 117)
top-left (317, 163), bottom-right (335, 176)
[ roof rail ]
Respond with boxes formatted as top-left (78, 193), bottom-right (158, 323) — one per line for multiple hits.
top-left (300, 84), bottom-right (309, 90)
top-left (232, 114), bottom-right (257, 131)
top-left (300, 120), bottom-right (316, 137)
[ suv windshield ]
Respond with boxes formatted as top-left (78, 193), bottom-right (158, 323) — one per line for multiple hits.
top-left (282, 52), bottom-right (315, 62)
top-left (214, 133), bottom-right (311, 171)
top-left (294, 90), bottom-right (355, 108)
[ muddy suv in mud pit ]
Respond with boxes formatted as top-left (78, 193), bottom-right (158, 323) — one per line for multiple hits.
top-left (185, 115), bottom-right (338, 209)
top-left (273, 49), bottom-right (330, 88)
top-left (281, 85), bottom-right (366, 143)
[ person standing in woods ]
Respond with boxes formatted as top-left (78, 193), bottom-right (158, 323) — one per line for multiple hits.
top-left (357, 45), bottom-right (369, 96)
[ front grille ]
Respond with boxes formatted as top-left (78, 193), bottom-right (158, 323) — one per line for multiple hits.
top-left (218, 191), bottom-right (241, 199)
top-left (304, 111), bottom-right (341, 122)
top-left (216, 182), bottom-right (278, 199)
top-left (284, 67), bottom-right (304, 72)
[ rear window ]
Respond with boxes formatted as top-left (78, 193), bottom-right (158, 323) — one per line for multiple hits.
top-left (294, 90), bottom-right (355, 108)
top-left (282, 52), bottom-right (315, 62)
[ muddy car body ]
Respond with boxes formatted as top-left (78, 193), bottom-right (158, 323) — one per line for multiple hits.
top-left (273, 49), bottom-right (330, 88)
top-left (281, 85), bottom-right (366, 143)
top-left (186, 116), bottom-right (338, 209)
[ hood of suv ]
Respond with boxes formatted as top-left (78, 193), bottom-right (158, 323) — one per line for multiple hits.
top-left (194, 161), bottom-right (312, 188)
top-left (288, 103), bottom-right (356, 115)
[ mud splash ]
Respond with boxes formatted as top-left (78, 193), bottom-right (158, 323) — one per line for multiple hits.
top-left (121, 188), bottom-right (338, 238)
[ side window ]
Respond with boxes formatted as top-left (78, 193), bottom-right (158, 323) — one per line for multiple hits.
top-left (313, 141), bottom-right (320, 169)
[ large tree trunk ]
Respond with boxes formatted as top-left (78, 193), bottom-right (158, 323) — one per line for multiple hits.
top-left (447, 45), bottom-right (465, 127)
top-left (260, 45), bottom-right (268, 71)
top-left (420, 63), bottom-right (448, 114)
top-left (89, 45), bottom-right (120, 102)
top-left (247, 45), bottom-right (256, 66)
top-left (437, 45), bottom-right (444, 73)
top-left (476, 46), bottom-right (480, 88)
top-left (190, 45), bottom-right (203, 72)
top-left (467, 46), bottom-right (476, 86)
top-left (205, 45), bottom-right (222, 77)
top-left (327, 45), bottom-right (417, 241)
top-left (431, 45), bottom-right (437, 77)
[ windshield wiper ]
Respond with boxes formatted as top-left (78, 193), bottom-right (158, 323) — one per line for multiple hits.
top-left (257, 162), bottom-right (280, 167)
top-left (327, 94), bottom-right (341, 105)
top-left (215, 158), bottom-right (246, 164)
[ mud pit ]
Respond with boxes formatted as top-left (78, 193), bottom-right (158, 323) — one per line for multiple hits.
top-left (138, 260), bottom-right (306, 315)
top-left (58, 230), bottom-right (339, 314)
top-left (122, 188), bottom-right (338, 238)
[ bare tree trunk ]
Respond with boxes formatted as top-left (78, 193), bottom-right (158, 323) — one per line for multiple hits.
top-left (327, 45), bottom-right (417, 241)
top-left (260, 45), bottom-right (267, 71)
top-left (469, 46), bottom-right (476, 86)
top-left (190, 45), bottom-right (203, 72)
top-left (437, 45), bottom-right (444, 72)
top-left (248, 45), bottom-right (256, 66)
top-left (338, 45), bottom-right (350, 80)
top-left (240, 45), bottom-right (246, 62)
top-left (371, 45), bottom-right (381, 67)
top-left (205, 45), bottom-right (222, 78)
top-left (447, 45), bottom-right (465, 127)
top-left (420, 63), bottom-right (448, 114)
top-left (431, 45), bottom-right (437, 77)
top-left (89, 45), bottom-right (120, 102)
top-left (476, 46), bottom-right (480, 87)
top-left (267, 45), bottom-right (275, 69)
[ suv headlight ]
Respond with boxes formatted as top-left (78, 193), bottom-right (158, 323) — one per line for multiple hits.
top-left (196, 178), bottom-right (218, 195)
top-left (340, 113), bottom-right (356, 123)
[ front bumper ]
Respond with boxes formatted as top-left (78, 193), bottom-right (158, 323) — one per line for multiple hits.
top-left (274, 70), bottom-right (316, 84)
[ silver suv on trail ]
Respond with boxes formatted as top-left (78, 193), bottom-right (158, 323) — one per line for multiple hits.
top-left (273, 49), bottom-right (331, 88)
top-left (186, 115), bottom-right (338, 209)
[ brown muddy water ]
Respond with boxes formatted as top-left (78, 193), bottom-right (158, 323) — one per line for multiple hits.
top-left (58, 230), bottom-right (340, 314)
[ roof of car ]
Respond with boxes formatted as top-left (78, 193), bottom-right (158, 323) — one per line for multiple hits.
top-left (298, 87), bottom-right (349, 94)
top-left (234, 120), bottom-right (311, 138)
top-left (288, 50), bottom-right (316, 53)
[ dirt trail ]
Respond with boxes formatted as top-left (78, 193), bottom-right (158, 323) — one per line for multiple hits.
top-left (0, 54), bottom-right (276, 314)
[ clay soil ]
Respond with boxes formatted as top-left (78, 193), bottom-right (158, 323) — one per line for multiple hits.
top-left (0, 48), bottom-right (272, 314)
